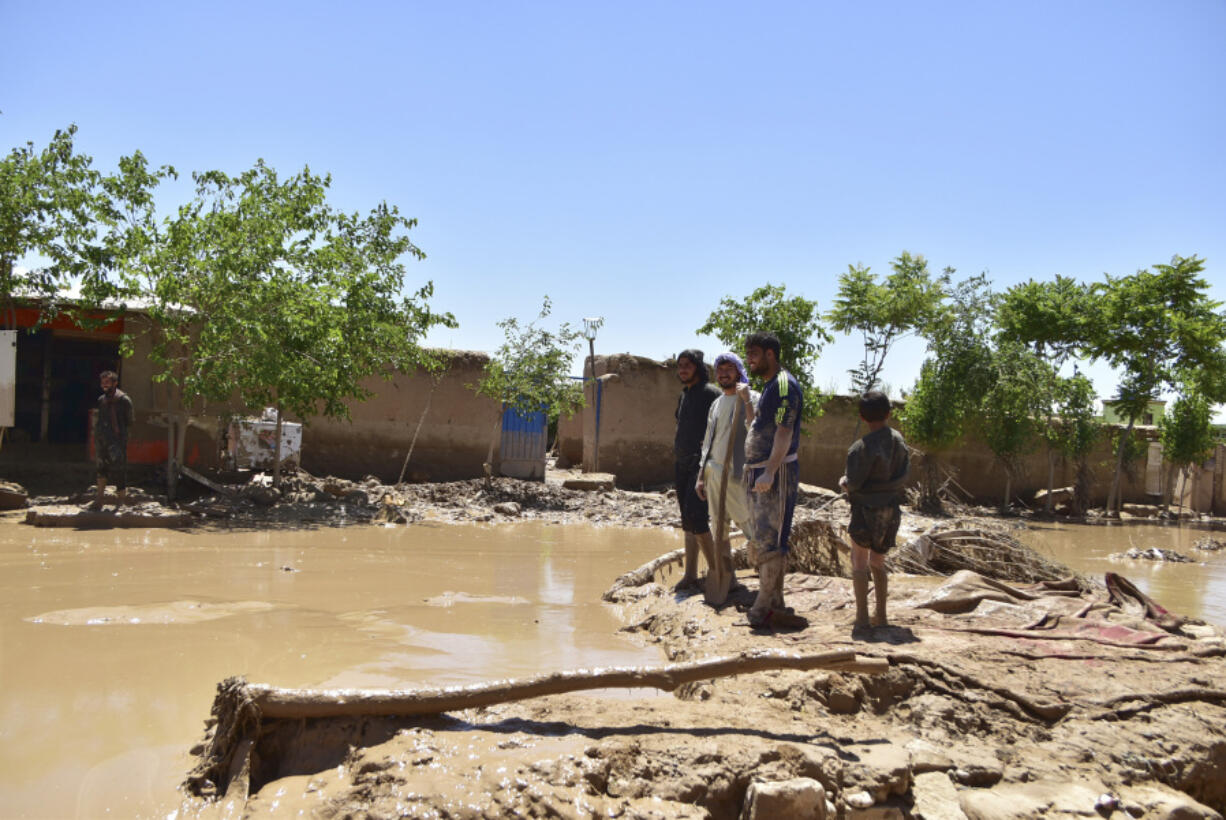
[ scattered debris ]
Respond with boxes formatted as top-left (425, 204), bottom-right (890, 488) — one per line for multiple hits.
top-left (1110, 547), bottom-right (1194, 563)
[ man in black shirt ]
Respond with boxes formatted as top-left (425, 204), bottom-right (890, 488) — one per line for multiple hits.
top-left (92, 370), bottom-right (135, 510)
top-left (673, 349), bottom-right (721, 592)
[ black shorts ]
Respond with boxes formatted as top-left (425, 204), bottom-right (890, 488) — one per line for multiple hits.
top-left (848, 503), bottom-right (901, 554)
top-left (675, 460), bottom-right (710, 534)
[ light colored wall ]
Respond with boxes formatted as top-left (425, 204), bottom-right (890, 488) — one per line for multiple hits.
top-left (583, 354), bottom-right (679, 487)
top-left (576, 352), bottom-right (1169, 506)
top-left (299, 350), bottom-right (502, 482)
top-left (556, 405), bottom-right (584, 467)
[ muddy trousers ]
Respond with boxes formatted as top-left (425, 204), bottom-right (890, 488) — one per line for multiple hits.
top-left (750, 551), bottom-right (786, 620)
top-left (681, 532), bottom-right (717, 582)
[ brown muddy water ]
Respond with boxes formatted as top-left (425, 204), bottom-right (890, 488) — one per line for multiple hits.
top-left (1016, 521), bottom-right (1226, 627)
top-left (1, 519), bottom-right (1223, 819)
top-left (0, 520), bottom-right (678, 819)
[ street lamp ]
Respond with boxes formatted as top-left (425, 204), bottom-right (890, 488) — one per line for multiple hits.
top-left (581, 317), bottom-right (604, 471)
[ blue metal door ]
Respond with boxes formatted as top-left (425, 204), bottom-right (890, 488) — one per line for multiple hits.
top-left (499, 405), bottom-right (547, 480)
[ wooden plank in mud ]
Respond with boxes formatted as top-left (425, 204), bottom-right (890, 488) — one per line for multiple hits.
top-left (25, 505), bottom-right (192, 529)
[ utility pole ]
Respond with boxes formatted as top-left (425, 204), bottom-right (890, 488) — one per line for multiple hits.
top-left (582, 317), bottom-right (604, 472)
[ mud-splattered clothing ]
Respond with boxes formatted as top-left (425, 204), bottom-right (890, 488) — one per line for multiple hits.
top-left (699, 392), bottom-right (759, 539)
top-left (744, 371), bottom-right (802, 465)
top-left (744, 370), bottom-right (802, 558)
top-left (845, 426), bottom-right (909, 554)
top-left (675, 381), bottom-right (720, 534)
top-left (95, 389), bottom-right (134, 490)
top-left (747, 460), bottom-right (800, 555)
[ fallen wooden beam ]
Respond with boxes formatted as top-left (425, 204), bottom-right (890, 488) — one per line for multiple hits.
top-left (245, 649), bottom-right (887, 719)
top-left (180, 465), bottom-right (235, 498)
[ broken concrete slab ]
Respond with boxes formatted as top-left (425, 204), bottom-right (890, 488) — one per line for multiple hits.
top-left (562, 474), bottom-right (616, 491)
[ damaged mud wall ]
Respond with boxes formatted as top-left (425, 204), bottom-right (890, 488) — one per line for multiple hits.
top-left (582, 355), bottom-right (677, 487)
top-left (301, 350), bottom-right (503, 483)
top-left (580, 354), bottom-right (1176, 507)
top-left (556, 406), bottom-right (583, 467)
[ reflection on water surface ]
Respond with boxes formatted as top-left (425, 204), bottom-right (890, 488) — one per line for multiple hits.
top-left (0, 521), bottom-right (678, 819)
top-left (1017, 521), bottom-right (1226, 626)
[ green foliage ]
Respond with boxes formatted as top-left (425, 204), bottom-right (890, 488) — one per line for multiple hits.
top-left (697, 283), bottom-right (832, 419)
top-left (0, 125), bottom-right (112, 315)
top-left (475, 296), bottom-right (585, 424)
top-left (1159, 392), bottom-right (1215, 472)
top-left (900, 274), bottom-right (995, 451)
top-left (977, 341), bottom-right (1050, 475)
top-left (99, 158), bottom-right (454, 424)
top-left (1047, 370), bottom-right (1100, 462)
top-left (827, 251), bottom-right (949, 394)
top-left (1090, 255), bottom-right (1226, 418)
top-left (994, 275), bottom-right (1097, 366)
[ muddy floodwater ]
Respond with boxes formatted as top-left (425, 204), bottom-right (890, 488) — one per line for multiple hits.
top-left (2, 517), bottom-right (1224, 819)
top-left (0, 521), bottom-right (677, 819)
top-left (1017, 521), bottom-right (1226, 626)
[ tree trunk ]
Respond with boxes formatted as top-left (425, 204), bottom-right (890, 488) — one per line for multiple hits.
top-left (1161, 461), bottom-right (1177, 514)
top-left (1073, 457), bottom-right (1092, 515)
top-left (273, 404), bottom-right (283, 490)
top-left (1000, 471), bottom-right (1012, 514)
top-left (1044, 449), bottom-right (1057, 514)
top-left (483, 408), bottom-right (503, 487)
top-left (1105, 419), bottom-right (1135, 517)
top-left (166, 380), bottom-right (183, 501)
top-left (174, 411), bottom-right (188, 492)
top-left (244, 649), bottom-right (886, 719)
top-left (166, 415), bottom-right (176, 501)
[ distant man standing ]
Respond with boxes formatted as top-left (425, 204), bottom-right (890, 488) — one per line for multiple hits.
top-left (92, 370), bottom-right (134, 510)
top-left (673, 349), bottom-right (721, 592)
top-left (695, 352), bottom-right (758, 605)
top-left (743, 332), bottom-right (803, 629)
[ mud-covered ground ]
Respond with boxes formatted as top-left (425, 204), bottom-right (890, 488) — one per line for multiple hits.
top-left (177, 513), bottom-right (1226, 820)
top-left (16, 459), bottom-right (1223, 533)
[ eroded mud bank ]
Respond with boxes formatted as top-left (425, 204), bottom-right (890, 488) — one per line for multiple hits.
top-left (180, 517), bottom-right (1226, 820)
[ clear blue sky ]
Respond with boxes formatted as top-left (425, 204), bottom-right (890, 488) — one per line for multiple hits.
top-left (4, 1), bottom-right (1224, 412)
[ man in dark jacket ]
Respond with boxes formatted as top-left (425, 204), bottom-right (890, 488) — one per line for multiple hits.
top-left (92, 370), bottom-right (134, 510)
top-left (673, 349), bottom-right (721, 592)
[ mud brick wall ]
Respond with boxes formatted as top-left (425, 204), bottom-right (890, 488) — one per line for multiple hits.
top-left (582, 354), bottom-right (679, 488)
top-left (581, 353), bottom-right (1168, 507)
top-left (300, 350), bottom-right (502, 483)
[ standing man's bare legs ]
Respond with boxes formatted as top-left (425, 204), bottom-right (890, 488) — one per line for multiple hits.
top-left (850, 541), bottom-right (888, 631)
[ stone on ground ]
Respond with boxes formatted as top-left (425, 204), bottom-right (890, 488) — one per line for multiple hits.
top-left (742, 777), bottom-right (827, 820)
top-left (562, 474), bottom-right (615, 491)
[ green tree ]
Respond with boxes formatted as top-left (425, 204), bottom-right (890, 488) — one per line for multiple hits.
top-left (1047, 371), bottom-right (1100, 514)
top-left (475, 296), bottom-right (585, 483)
top-left (900, 274), bottom-right (994, 511)
top-left (697, 283), bottom-right (832, 420)
top-left (827, 251), bottom-right (949, 395)
top-left (1088, 255), bottom-right (1226, 516)
top-left (994, 275), bottom-right (1101, 511)
top-left (977, 341), bottom-right (1051, 512)
top-left (1158, 392), bottom-right (1216, 515)
top-left (99, 158), bottom-right (453, 495)
top-left (0, 125), bottom-right (113, 320)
